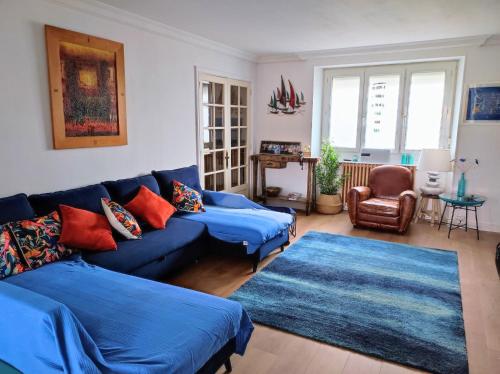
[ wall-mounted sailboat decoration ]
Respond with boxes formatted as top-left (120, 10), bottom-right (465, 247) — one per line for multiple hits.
top-left (268, 75), bottom-right (306, 115)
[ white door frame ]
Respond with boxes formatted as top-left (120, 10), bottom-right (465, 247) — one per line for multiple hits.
top-left (195, 68), bottom-right (252, 195)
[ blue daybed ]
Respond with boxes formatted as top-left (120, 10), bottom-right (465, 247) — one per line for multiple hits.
top-left (153, 166), bottom-right (294, 272)
top-left (0, 192), bottom-right (254, 373)
top-left (2, 257), bottom-right (253, 373)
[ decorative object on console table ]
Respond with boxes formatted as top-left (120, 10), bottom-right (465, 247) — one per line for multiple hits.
top-left (316, 141), bottom-right (343, 215)
top-left (251, 153), bottom-right (319, 215)
top-left (260, 140), bottom-right (301, 155)
top-left (438, 194), bottom-right (486, 240)
top-left (452, 157), bottom-right (479, 198)
top-left (45, 25), bottom-right (127, 149)
top-left (267, 75), bottom-right (306, 115)
top-left (465, 83), bottom-right (500, 122)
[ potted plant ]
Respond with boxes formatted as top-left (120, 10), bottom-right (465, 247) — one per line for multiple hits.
top-left (316, 141), bottom-right (343, 214)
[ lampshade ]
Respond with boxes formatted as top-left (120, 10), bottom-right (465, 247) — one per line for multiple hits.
top-left (418, 149), bottom-right (452, 172)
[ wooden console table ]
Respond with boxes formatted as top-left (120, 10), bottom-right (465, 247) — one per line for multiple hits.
top-left (251, 154), bottom-right (320, 215)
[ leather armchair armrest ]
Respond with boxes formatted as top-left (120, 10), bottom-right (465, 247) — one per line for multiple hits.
top-left (351, 186), bottom-right (371, 202)
top-left (347, 186), bottom-right (372, 225)
top-left (399, 190), bottom-right (417, 201)
top-left (398, 190), bottom-right (417, 233)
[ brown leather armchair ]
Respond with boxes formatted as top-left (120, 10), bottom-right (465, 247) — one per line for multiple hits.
top-left (347, 165), bottom-right (417, 233)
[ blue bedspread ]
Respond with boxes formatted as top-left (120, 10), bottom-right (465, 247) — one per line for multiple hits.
top-left (1, 257), bottom-right (253, 374)
top-left (180, 205), bottom-right (293, 254)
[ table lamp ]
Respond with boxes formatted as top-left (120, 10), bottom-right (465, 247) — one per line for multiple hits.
top-left (417, 149), bottom-right (452, 195)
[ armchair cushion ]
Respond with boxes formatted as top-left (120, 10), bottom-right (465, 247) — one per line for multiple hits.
top-left (359, 198), bottom-right (399, 217)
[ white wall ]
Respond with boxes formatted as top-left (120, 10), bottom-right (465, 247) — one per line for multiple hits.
top-left (255, 43), bottom-right (500, 232)
top-left (0, 0), bottom-right (256, 196)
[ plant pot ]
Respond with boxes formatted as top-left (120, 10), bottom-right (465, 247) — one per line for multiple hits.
top-left (316, 193), bottom-right (343, 214)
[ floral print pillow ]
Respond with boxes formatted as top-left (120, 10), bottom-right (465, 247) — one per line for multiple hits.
top-left (7, 211), bottom-right (73, 269)
top-left (101, 198), bottom-right (142, 240)
top-left (0, 225), bottom-right (26, 279)
top-left (172, 180), bottom-right (205, 213)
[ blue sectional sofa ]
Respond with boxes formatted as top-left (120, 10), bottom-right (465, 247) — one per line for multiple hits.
top-left (0, 165), bottom-right (295, 373)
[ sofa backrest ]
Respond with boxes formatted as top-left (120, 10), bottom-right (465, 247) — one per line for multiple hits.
top-left (29, 184), bottom-right (110, 216)
top-left (102, 175), bottom-right (160, 205)
top-left (0, 193), bottom-right (35, 225)
top-left (152, 165), bottom-right (202, 202)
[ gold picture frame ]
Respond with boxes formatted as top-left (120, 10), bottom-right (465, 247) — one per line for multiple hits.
top-left (45, 25), bottom-right (127, 149)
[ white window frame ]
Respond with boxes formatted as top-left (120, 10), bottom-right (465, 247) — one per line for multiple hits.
top-left (322, 60), bottom-right (457, 153)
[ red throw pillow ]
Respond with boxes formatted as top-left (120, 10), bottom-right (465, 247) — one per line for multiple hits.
top-left (124, 185), bottom-right (176, 229)
top-left (59, 205), bottom-right (117, 251)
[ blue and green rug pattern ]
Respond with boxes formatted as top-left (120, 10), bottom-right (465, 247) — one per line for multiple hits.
top-left (230, 231), bottom-right (468, 374)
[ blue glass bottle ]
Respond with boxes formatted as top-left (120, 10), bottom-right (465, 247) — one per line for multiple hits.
top-left (457, 172), bottom-right (467, 197)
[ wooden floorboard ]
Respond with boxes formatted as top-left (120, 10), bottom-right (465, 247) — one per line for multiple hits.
top-left (165, 212), bottom-right (500, 374)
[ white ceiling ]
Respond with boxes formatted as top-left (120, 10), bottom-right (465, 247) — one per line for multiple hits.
top-left (97, 0), bottom-right (500, 57)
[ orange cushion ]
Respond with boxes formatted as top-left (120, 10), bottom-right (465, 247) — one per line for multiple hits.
top-left (124, 185), bottom-right (176, 229)
top-left (59, 205), bottom-right (117, 251)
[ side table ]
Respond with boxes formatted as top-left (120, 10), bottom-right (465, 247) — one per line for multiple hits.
top-left (414, 193), bottom-right (441, 226)
top-left (438, 194), bottom-right (486, 240)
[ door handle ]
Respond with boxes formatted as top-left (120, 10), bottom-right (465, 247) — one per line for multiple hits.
top-left (225, 151), bottom-right (229, 168)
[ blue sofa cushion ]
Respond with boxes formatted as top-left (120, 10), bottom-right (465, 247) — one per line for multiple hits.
top-left (0, 193), bottom-right (35, 225)
top-left (178, 205), bottom-right (293, 254)
top-left (152, 165), bottom-right (203, 202)
top-left (29, 184), bottom-right (110, 216)
top-left (102, 175), bottom-right (160, 205)
top-left (82, 217), bottom-right (206, 273)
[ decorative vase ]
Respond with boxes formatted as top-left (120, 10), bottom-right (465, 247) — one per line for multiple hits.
top-left (316, 193), bottom-right (343, 214)
top-left (457, 172), bottom-right (467, 197)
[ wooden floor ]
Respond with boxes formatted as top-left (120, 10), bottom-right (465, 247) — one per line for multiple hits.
top-left (166, 212), bottom-right (500, 374)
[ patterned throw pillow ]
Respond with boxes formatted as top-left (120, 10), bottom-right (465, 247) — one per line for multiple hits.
top-left (172, 180), bottom-right (205, 213)
top-left (101, 198), bottom-right (142, 239)
top-left (7, 212), bottom-right (73, 269)
top-left (0, 225), bottom-right (26, 279)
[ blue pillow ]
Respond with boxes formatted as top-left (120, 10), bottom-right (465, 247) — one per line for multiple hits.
top-left (29, 184), bottom-right (110, 216)
top-left (0, 194), bottom-right (35, 225)
top-left (152, 165), bottom-right (202, 202)
top-left (102, 175), bottom-right (160, 204)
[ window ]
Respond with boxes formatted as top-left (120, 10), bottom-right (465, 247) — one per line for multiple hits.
top-left (322, 61), bottom-right (456, 153)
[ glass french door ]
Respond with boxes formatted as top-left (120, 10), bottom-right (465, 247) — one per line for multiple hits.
top-left (198, 73), bottom-right (250, 194)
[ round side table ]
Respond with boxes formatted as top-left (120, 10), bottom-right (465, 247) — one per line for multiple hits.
top-left (438, 194), bottom-right (486, 240)
top-left (414, 194), bottom-right (441, 226)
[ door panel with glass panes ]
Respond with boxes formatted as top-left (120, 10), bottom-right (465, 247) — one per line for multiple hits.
top-left (198, 74), bottom-right (250, 194)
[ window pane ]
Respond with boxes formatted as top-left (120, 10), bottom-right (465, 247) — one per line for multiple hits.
top-left (214, 107), bottom-right (223, 127)
top-left (205, 174), bottom-right (214, 190)
top-left (231, 85), bottom-right (238, 105)
top-left (405, 72), bottom-right (445, 150)
top-left (365, 75), bottom-right (400, 149)
top-left (214, 83), bottom-right (223, 104)
top-left (204, 153), bottom-right (214, 173)
top-left (231, 169), bottom-right (238, 187)
top-left (330, 77), bottom-right (360, 148)
top-left (215, 151), bottom-right (224, 171)
top-left (215, 172), bottom-right (224, 191)
top-left (240, 87), bottom-right (247, 106)
top-left (231, 107), bottom-right (238, 127)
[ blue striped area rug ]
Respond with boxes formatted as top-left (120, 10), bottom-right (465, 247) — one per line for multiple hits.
top-left (230, 231), bottom-right (468, 374)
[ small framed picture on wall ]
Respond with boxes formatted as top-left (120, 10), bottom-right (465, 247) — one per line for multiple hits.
top-left (464, 83), bottom-right (500, 123)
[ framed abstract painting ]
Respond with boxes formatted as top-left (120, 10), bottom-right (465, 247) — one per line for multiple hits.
top-left (45, 25), bottom-right (127, 149)
top-left (464, 83), bottom-right (500, 123)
